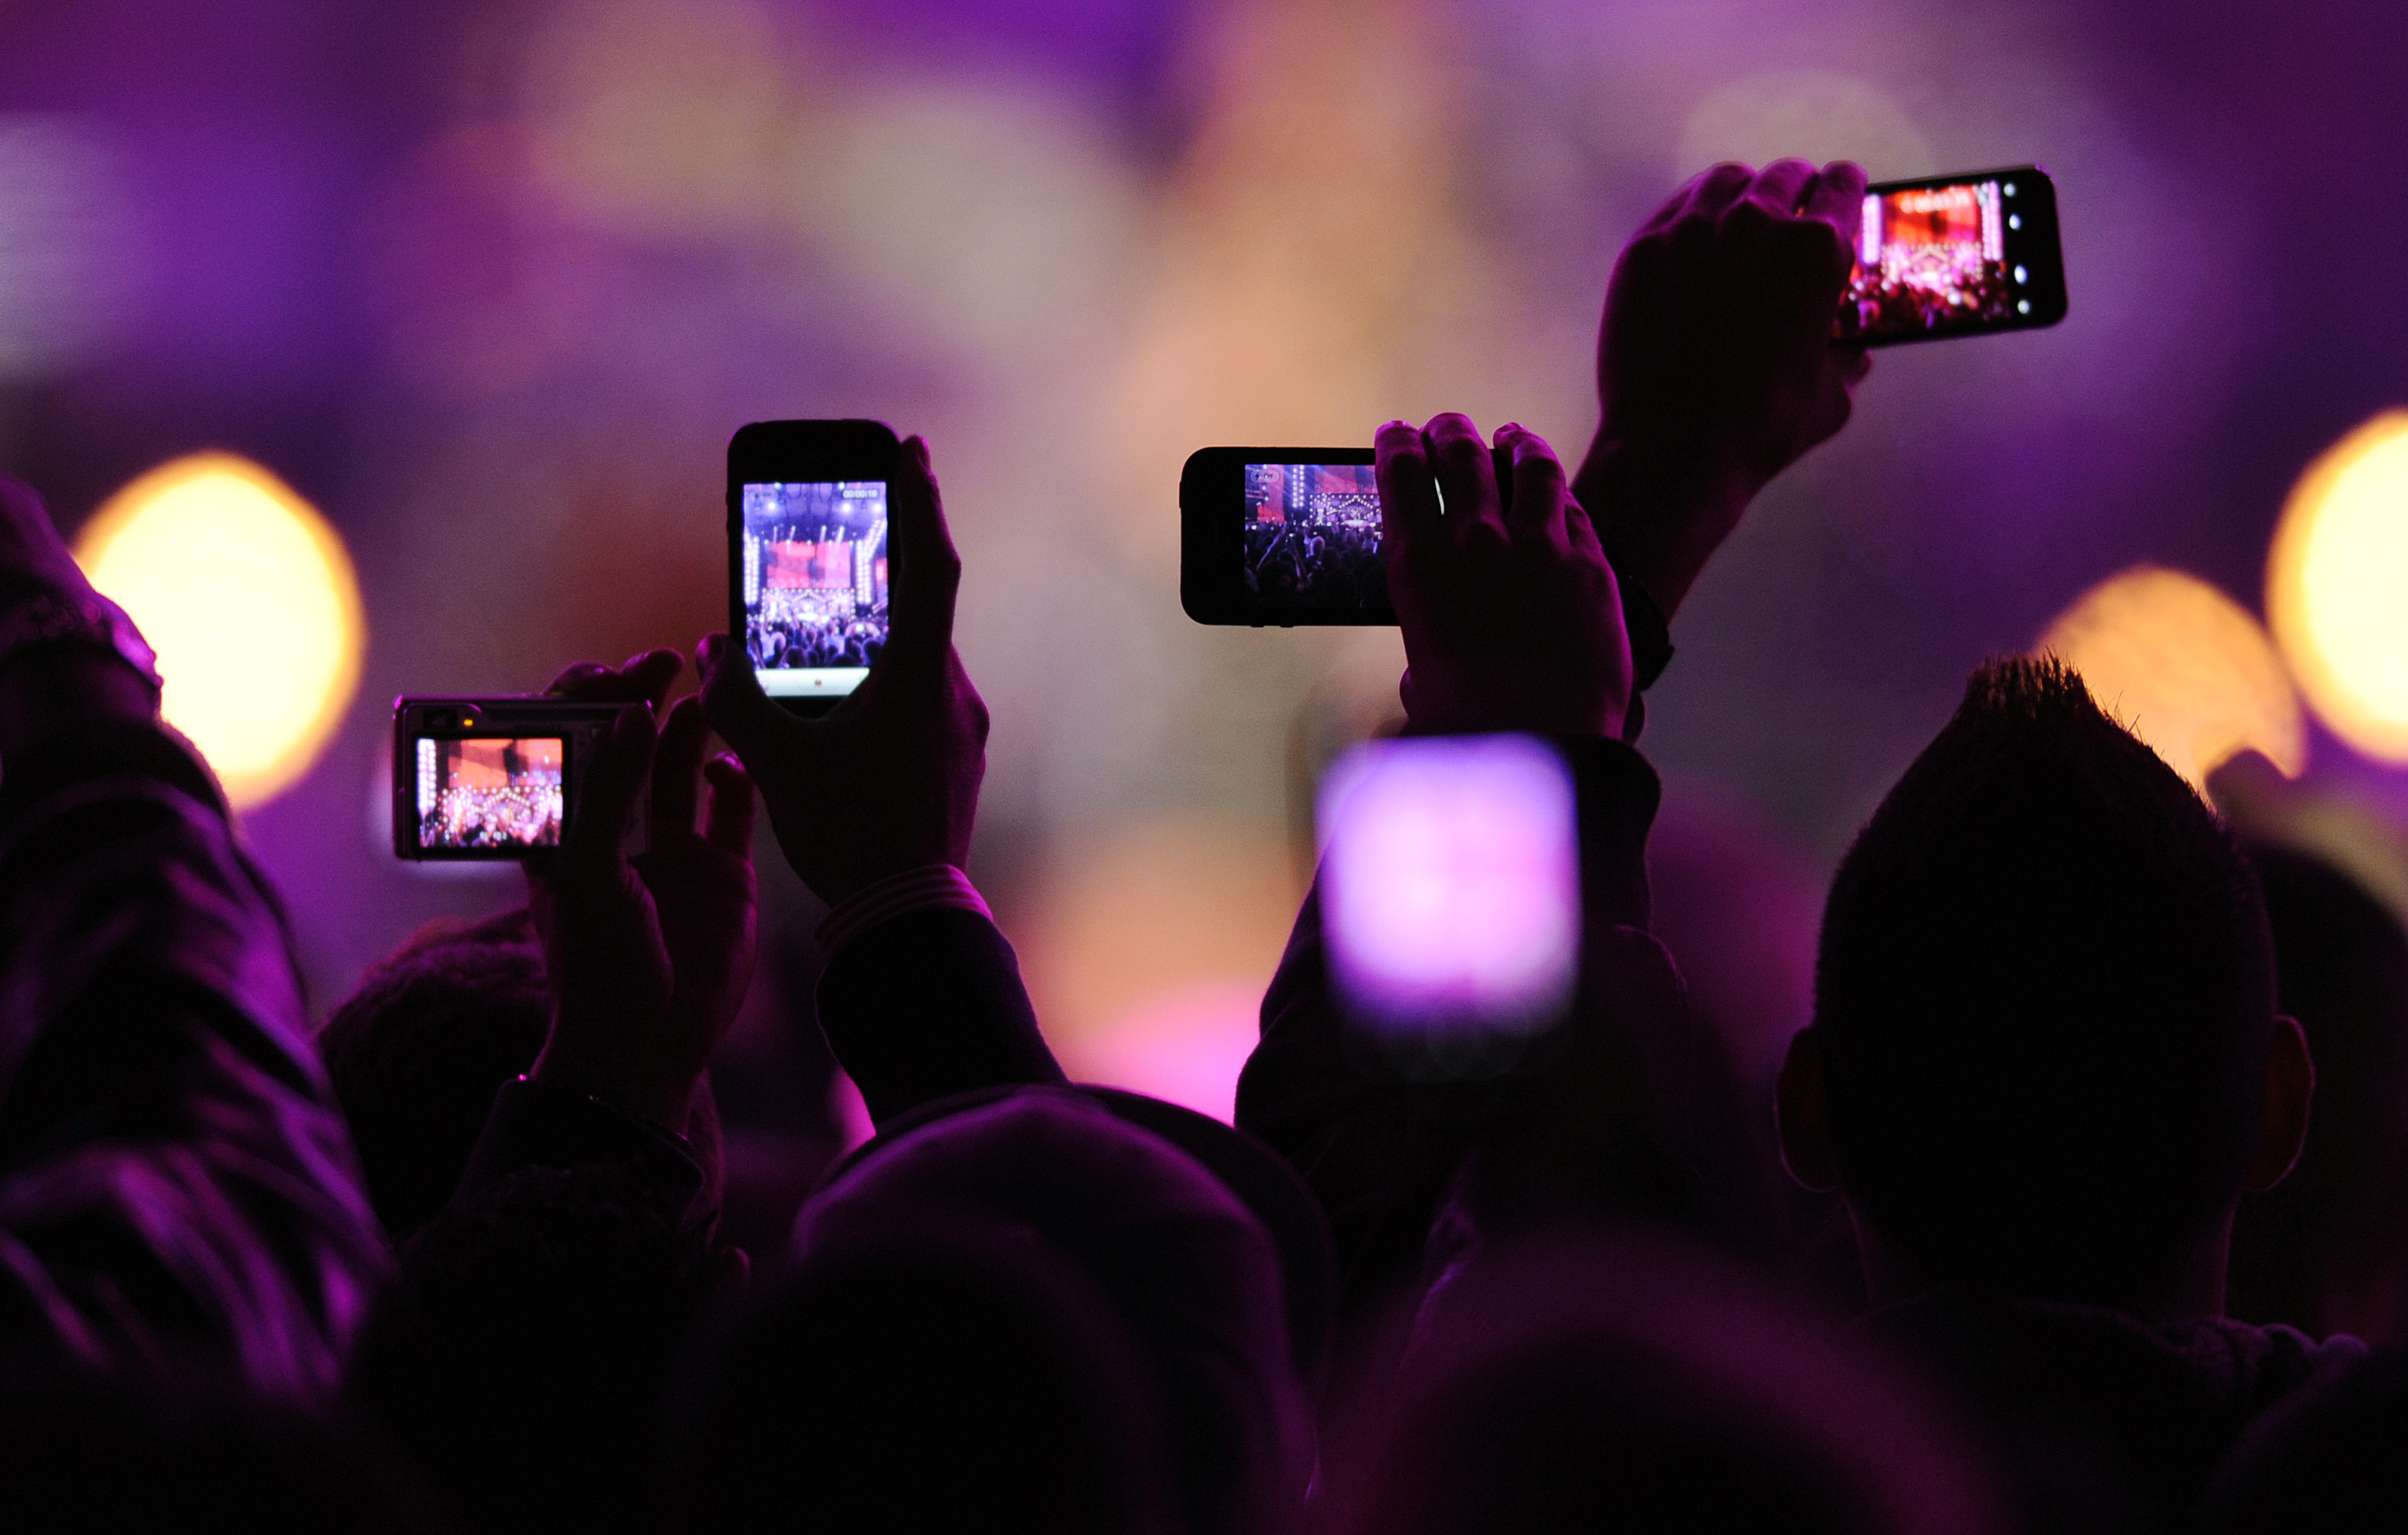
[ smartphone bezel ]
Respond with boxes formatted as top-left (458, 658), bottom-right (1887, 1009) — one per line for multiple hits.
top-left (726, 419), bottom-right (901, 716)
top-left (1181, 446), bottom-right (1396, 628)
top-left (1854, 166), bottom-right (2066, 348)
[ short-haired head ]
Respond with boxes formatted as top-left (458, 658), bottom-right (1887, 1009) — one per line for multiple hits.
top-left (319, 907), bottom-right (723, 1244)
top-left (1812, 655), bottom-right (2277, 1306)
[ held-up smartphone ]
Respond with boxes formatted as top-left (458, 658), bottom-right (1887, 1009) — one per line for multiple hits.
top-left (728, 419), bottom-right (898, 716)
top-left (1846, 167), bottom-right (2066, 345)
top-left (1319, 734), bottom-right (1581, 1081)
top-left (1181, 444), bottom-right (1517, 626)
top-left (392, 697), bottom-right (645, 860)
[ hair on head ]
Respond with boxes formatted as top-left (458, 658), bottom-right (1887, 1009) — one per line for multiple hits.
top-left (1813, 654), bottom-right (2277, 1305)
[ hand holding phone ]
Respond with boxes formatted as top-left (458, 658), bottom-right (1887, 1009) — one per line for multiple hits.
top-left (1576, 159), bottom-right (1871, 618)
top-left (701, 432), bottom-right (989, 908)
top-left (1378, 417), bottom-right (1629, 740)
top-left (526, 666), bottom-right (760, 1133)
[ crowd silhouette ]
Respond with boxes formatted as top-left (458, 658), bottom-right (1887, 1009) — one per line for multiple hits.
top-left (1, 154), bottom-right (2403, 1534)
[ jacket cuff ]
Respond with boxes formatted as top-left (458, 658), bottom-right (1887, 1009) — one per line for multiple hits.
top-left (815, 906), bottom-right (1065, 1125)
top-left (814, 864), bottom-right (991, 958)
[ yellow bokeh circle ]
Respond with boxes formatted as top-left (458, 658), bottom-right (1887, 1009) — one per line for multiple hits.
top-left (2035, 564), bottom-right (2305, 792)
top-left (2268, 412), bottom-right (2408, 763)
top-left (74, 454), bottom-right (365, 808)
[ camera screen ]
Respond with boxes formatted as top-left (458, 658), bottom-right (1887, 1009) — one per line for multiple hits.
top-left (1244, 462), bottom-right (1384, 609)
top-left (415, 736), bottom-right (565, 851)
top-left (1319, 735), bottom-right (1579, 1075)
top-left (1846, 177), bottom-right (2028, 337)
top-left (740, 480), bottom-right (888, 697)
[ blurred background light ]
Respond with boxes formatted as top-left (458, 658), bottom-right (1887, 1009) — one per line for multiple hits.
top-left (1017, 817), bottom-right (1303, 1124)
top-left (0, 115), bottom-right (154, 379)
top-left (2268, 412), bottom-right (2408, 763)
top-left (1677, 69), bottom-right (1932, 179)
top-left (2034, 564), bottom-right (2304, 791)
top-left (75, 454), bottom-right (364, 809)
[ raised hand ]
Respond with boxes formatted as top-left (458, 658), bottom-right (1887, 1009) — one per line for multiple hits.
top-left (1575, 158), bottom-right (1871, 617)
top-left (526, 653), bottom-right (759, 1132)
top-left (697, 435), bottom-right (989, 907)
top-left (1376, 415), bottom-right (1630, 740)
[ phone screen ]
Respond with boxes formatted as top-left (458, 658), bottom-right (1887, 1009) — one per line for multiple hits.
top-left (1846, 174), bottom-right (2041, 339)
top-left (1319, 734), bottom-right (1579, 1078)
top-left (739, 480), bottom-right (890, 699)
top-left (414, 735), bottom-right (565, 851)
top-left (1244, 462), bottom-right (1385, 611)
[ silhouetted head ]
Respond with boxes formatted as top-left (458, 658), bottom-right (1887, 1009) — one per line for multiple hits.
top-left (319, 907), bottom-right (722, 1243)
top-left (1323, 1232), bottom-right (2006, 1535)
top-left (1792, 656), bottom-right (2293, 1312)
top-left (0, 1349), bottom-right (449, 1533)
top-left (673, 1211), bottom-right (1184, 1535)
top-left (356, 1160), bottom-right (728, 1535)
top-left (748, 1087), bottom-right (1312, 1535)
top-left (2228, 846), bottom-right (2408, 1340)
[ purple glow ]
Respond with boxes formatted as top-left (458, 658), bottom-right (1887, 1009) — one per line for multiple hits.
top-left (1319, 736), bottom-right (1578, 1044)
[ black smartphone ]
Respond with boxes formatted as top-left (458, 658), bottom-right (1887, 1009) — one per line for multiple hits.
top-left (393, 697), bottom-right (644, 860)
top-left (728, 419), bottom-right (899, 715)
top-left (1846, 167), bottom-right (2066, 346)
top-left (1181, 445), bottom-right (1524, 626)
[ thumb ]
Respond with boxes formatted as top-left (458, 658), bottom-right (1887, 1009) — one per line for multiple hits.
top-left (697, 631), bottom-right (790, 765)
top-left (564, 703), bottom-right (657, 867)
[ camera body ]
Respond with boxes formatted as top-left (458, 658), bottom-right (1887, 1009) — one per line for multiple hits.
top-left (1319, 734), bottom-right (1581, 1082)
top-left (391, 696), bottom-right (645, 860)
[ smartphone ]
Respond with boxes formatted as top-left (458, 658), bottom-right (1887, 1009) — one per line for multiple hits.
top-left (1318, 734), bottom-right (1580, 1081)
top-left (728, 420), bottom-right (899, 715)
top-left (1181, 444), bottom-right (1523, 626)
top-left (1846, 167), bottom-right (2066, 346)
top-left (392, 697), bottom-right (645, 860)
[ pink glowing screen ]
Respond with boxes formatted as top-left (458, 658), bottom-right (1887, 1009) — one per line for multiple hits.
top-left (1318, 735), bottom-right (1579, 1034)
top-left (1844, 178), bottom-right (2011, 337)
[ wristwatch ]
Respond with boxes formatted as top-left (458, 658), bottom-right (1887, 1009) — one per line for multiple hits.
top-left (0, 588), bottom-right (162, 697)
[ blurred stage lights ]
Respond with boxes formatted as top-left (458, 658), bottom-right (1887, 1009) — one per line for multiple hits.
top-left (2035, 564), bottom-right (2305, 791)
top-left (75, 454), bottom-right (364, 809)
top-left (2268, 412), bottom-right (2408, 764)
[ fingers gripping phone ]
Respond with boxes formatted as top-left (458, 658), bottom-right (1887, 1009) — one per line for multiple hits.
top-left (1846, 167), bottom-right (2066, 345)
top-left (392, 697), bottom-right (646, 860)
top-left (1319, 734), bottom-right (1581, 1081)
top-left (1180, 444), bottom-right (1518, 626)
top-left (728, 420), bottom-right (899, 716)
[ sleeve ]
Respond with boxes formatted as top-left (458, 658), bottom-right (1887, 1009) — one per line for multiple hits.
top-left (812, 906), bottom-right (1067, 1127)
top-left (1233, 737), bottom-right (1707, 1311)
top-left (0, 721), bottom-right (393, 1401)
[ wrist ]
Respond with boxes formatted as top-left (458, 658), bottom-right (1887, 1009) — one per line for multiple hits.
top-left (1574, 434), bottom-right (1755, 619)
top-left (531, 1039), bottom-right (697, 1134)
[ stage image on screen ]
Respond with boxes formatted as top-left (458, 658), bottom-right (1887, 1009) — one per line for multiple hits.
top-left (1243, 462), bottom-right (1384, 608)
top-left (417, 736), bottom-right (565, 850)
top-left (1844, 180), bottom-right (2013, 336)
top-left (740, 480), bottom-right (888, 696)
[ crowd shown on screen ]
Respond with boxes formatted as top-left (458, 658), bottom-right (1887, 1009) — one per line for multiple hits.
top-left (1247, 517), bottom-right (1386, 608)
top-left (432, 784), bottom-right (563, 848)
top-left (2, 154), bottom-right (2403, 1535)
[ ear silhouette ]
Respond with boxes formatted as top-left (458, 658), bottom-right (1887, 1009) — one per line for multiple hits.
top-left (1776, 1026), bottom-right (1840, 1194)
top-left (2243, 1015), bottom-right (2314, 1194)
